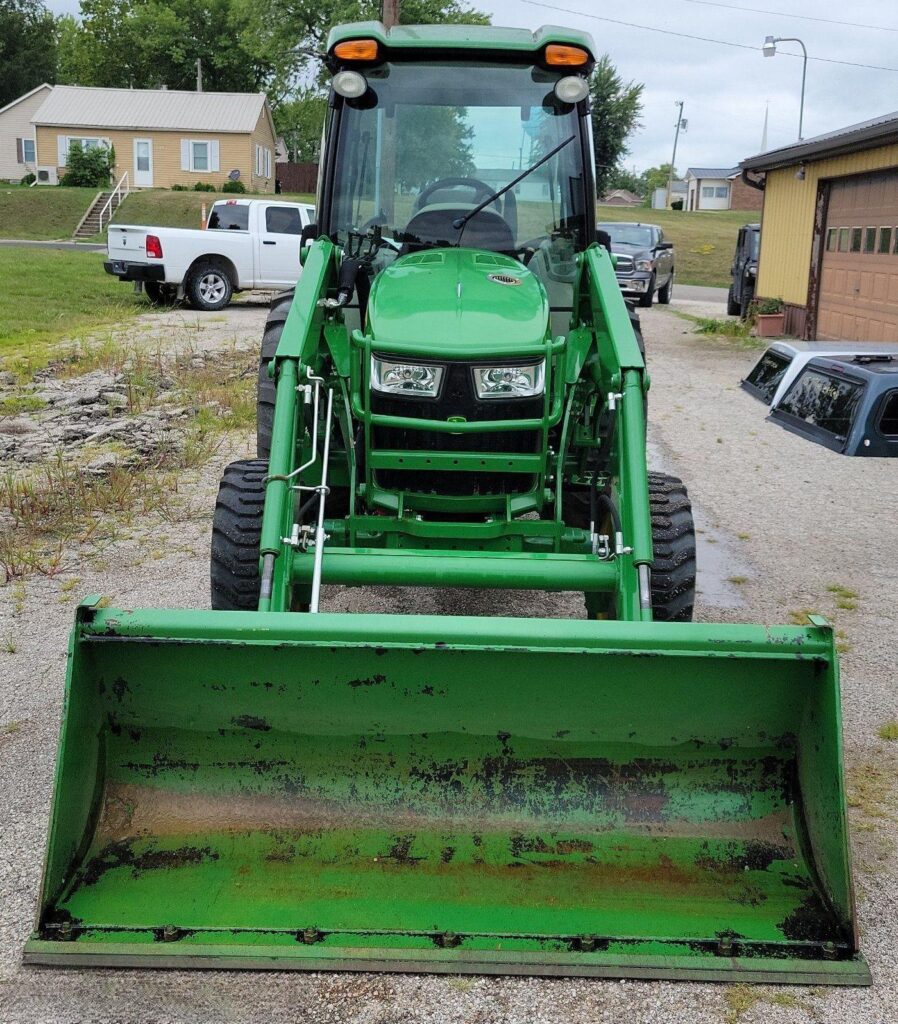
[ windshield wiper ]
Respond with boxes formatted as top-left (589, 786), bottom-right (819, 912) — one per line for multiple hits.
top-left (452, 133), bottom-right (576, 241)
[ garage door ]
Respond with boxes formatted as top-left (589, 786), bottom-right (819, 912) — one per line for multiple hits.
top-left (817, 169), bottom-right (898, 341)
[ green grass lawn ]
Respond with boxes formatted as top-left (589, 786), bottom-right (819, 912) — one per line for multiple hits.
top-left (0, 249), bottom-right (141, 369)
top-left (0, 187), bottom-right (101, 240)
top-left (596, 207), bottom-right (753, 288)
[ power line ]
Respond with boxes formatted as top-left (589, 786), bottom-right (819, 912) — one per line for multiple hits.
top-left (678, 0), bottom-right (898, 35)
top-left (517, 0), bottom-right (898, 72)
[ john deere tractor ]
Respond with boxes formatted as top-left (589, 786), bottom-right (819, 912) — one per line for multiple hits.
top-left (27, 22), bottom-right (867, 985)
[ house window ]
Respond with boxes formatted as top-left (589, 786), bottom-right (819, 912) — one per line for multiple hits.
top-left (70, 137), bottom-right (102, 153)
top-left (715, 186), bottom-right (729, 199)
top-left (837, 228), bottom-right (849, 252)
top-left (20, 139), bottom-right (36, 163)
top-left (701, 186), bottom-right (714, 198)
top-left (850, 227), bottom-right (862, 252)
top-left (863, 227), bottom-right (876, 253)
top-left (826, 228), bottom-right (837, 251)
top-left (192, 141), bottom-right (209, 172)
top-left (878, 227), bottom-right (892, 253)
top-left (255, 144), bottom-right (272, 179)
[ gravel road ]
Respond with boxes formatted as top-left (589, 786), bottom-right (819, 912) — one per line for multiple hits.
top-left (1, 301), bottom-right (896, 1024)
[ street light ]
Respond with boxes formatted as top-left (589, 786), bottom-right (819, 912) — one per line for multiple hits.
top-left (763, 35), bottom-right (808, 141)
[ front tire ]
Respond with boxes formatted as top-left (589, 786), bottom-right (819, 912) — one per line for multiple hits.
top-left (186, 262), bottom-right (233, 311)
top-left (727, 287), bottom-right (741, 316)
top-left (657, 270), bottom-right (674, 305)
top-left (257, 290), bottom-right (295, 459)
top-left (211, 459), bottom-right (266, 611)
top-left (637, 274), bottom-right (655, 307)
top-left (648, 472), bottom-right (696, 622)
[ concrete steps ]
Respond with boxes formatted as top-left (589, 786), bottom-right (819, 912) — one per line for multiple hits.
top-left (72, 190), bottom-right (127, 239)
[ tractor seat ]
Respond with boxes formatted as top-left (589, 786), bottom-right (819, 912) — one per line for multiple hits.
top-left (401, 205), bottom-right (515, 253)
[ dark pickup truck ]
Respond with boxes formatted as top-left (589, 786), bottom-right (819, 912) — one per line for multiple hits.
top-left (597, 221), bottom-right (675, 307)
top-left (768, 353), bottom-right (898, 456)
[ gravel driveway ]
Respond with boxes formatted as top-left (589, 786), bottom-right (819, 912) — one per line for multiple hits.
top-left (1, 302), bottom-right (895, 1024)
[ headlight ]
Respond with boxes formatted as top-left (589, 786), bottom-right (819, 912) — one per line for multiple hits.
top-left (371, 356), bottom-right (443, 396)
top-left (635, 258), bottom-right (655, 272)
top-left (748, 266), bottom-right (757, 276)
top-left (473, 362), bottom-right (545, 399)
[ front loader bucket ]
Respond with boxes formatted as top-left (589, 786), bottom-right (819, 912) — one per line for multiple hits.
top-left (26, 602), bottom-right (868, 984)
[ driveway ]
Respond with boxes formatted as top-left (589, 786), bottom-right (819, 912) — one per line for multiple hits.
top-left (0, 302), bottom-right (895, 1024)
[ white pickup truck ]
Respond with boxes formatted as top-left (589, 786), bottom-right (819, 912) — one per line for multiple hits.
top-left (104, 198), bottom-right (315, 310)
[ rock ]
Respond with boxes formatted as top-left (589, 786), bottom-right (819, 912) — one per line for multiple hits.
top-left (0, 371), bottom-right (17, 386)
top-left (101, 392), bottom-right (129, 410)
top-left (0, 418), bottom-right (38, 435)
top-left (84, 452), bottom-right (119, 475)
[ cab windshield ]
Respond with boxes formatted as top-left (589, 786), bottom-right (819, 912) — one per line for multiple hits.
top-left (329, 61), bottom-right (590, 257)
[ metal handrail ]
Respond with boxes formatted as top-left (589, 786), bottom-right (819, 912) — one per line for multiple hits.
top-left (98, 170), bottom-right (129, 233)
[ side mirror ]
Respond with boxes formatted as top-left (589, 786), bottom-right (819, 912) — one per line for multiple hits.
top-left (299, 223), bottom-right (318, 267)
top-left (596, 229), bottom-right (612, 255)
top-left (657, 241), bottom-right (674, 250)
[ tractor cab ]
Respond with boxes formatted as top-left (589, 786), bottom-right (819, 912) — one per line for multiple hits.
top-left (312, 23), bottom-right (598, 341)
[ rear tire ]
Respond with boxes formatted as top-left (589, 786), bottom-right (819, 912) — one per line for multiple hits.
top-left (648, 471), bottom-right (696, 622)
top-left (257, 290), bottom-right (294, 459)
top-left (657, 270), bottom-right (674, 305)
top-left (186, 261), bottom-right (233, 311)
top-left (637, 274), bottom-right (655, 307)
top-left (211, 459), bottom-right (267, 611)
top-left (727, 287), bottom-right (741, 317)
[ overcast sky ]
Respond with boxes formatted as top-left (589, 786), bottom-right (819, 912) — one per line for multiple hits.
top-left (43, 0), bottom-right (898, 173)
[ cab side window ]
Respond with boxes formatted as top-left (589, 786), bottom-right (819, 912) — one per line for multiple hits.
top-left (265, 206), bottom-right (303, 235)
top-left (878, 392), bottom-right (898, 437)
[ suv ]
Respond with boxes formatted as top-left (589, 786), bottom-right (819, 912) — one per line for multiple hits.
top-left (727, 223), bottom-right (760, 317)
top-left (768, 354), bottom-right (898, 455)
top-left (597, 221), bottom-right (674, 307)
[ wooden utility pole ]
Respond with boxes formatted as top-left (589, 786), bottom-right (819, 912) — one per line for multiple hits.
top-left (665, 101), bottom-right (685, 210)
top-left (382, 0), bottom-right (399, 27)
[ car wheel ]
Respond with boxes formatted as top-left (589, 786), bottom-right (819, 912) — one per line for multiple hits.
top-left (187, 263), bottom-right (233, 311)
top-left (726, 287), bottom-right (741, 317)
top-left (637, 274), bottom-right (655, 307)
top-left (657, 270), bottom-right (674, 305)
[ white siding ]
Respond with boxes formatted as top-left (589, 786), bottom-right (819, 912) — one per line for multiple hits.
top-left (0, 84), bottom-right (53, 182)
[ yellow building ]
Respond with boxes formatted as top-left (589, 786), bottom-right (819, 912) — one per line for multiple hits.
top-left (32, 85), bottom-right (277, 194)
top-left (741, 112), bottom-right (898, 341)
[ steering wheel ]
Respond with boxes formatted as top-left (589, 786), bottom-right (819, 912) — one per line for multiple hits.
top-left (412, 177), bottom-right (498, 214)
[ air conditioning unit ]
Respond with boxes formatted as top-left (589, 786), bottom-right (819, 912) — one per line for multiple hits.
top-left (36, 166), bottom-right (58, 185)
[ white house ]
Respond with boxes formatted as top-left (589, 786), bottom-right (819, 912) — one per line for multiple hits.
top-left (0, 83), bottom-right (53, 183)
top-left (685, 167), bottom-right (738, 210)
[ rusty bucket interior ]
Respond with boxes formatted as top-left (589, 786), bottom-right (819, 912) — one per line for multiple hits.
top-left (24, 605), bottom-right (868, 983)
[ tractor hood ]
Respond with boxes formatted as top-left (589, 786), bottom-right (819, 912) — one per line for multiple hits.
top-left (366, 248), bottom-right (549, 356)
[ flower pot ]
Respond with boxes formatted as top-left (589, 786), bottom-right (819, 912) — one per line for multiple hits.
top-left (755, 312), bottom-right (785, 338)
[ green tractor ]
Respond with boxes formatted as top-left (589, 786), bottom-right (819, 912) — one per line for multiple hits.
top-left (27, 22), bottom-right (867, 985)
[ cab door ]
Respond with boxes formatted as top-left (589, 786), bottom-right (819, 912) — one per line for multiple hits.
top-left (256, 204), bottom-right (304, 287)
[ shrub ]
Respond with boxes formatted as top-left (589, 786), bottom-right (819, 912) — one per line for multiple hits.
top-left (61, 142), bottom-right (112, 187)
top-left (754, 296), bottom-right (784, 315)
top-left (193, 181), bottom-right (216, 192)
top-left (221, 179), bottom-right (245, 194)
top-left (670, 198), bottom-right (683, 211)
top-left (171, 184), bottom-right (188, 191)
top-left (20, 173), bottom-right (36, 186)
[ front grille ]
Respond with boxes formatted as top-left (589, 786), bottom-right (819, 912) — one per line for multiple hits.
top-left (615, 255), bottom-right (635, 274)
top-left (371, 362), bottom-right (542, 498)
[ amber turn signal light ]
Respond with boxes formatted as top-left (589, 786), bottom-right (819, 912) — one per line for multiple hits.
top-left (333, 39), bottom-right (379, 61)
top-left (544, 44), bottom-right (589, 67)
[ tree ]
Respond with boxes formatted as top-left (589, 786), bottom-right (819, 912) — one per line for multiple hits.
top-left (0, 0), bottom-right (58, 108)
top-left (642, 163), bottom-right (676, 195)
top-left (56, 0), bottom-right (271, 92)
top-left (589, 54), bottom-right (643, 198)
top-left (273, 89), bottom-right (328, 162)
top-left (239, 0), bottom-right (489, 102)
top-left (605, 165), bottom-right (644, 197)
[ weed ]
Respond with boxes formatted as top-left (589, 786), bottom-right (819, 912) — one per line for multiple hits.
top-left (0, 394), bottom-right (46, 416)
top-left (846, 760), bottom-right (895, 821)
top-left (878, 721), bottom-right (898, 742)
top-left (3, 637), bottom-right (17, 654)
top-left (787, 608), bottom-right (818, 625)
top-left (836, 629), bottom-right (852, 655)
top-left (724, 984), bottom-right (814, 1023)
top-left (1, 720), bottom-right (22, 735)
top-left (727, 575), bottom-right (748, 585)
top-left (737, 532), bottom-right (750, 540)
top-left (446, 978), bottom-right (474, 992)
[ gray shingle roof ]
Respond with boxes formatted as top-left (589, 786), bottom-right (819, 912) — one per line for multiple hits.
top-left (32, 85), bottom-right (269, 134)
top-left (686, 167), bottom-right (739, 179)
